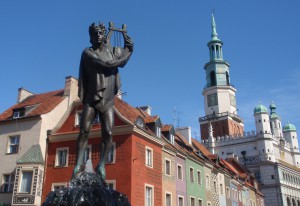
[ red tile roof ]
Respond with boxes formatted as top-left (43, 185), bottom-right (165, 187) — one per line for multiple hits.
top-left (144, 115), bottom-right (159, 123)
top-left (0, 89), bottom-right (64, 121)
top-left (162, 124), bottom-right (172, 132)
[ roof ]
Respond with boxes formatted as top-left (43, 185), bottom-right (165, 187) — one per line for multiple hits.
top-left (191, 138), bottom-right (212, 157)
top-left (54, 97), bottom-right (156, 136)
top-left (254, 103), bottom-right (268, 114)
top-left (0, 89), bottom-right (64, 121)
top-left (16, 144), bottom-right (44, 165)
top-left (283, 123), bottom-right (296, 132)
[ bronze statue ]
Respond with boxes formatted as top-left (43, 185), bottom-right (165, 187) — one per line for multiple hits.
top-left (73, 22), bottom-right (133, 182)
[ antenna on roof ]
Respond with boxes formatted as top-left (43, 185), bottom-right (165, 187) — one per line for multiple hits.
top-left (173, 107), bottom-right (181, 128)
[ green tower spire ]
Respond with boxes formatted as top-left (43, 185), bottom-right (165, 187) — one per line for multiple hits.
top-left (211, 13), bottom-right (220, 41)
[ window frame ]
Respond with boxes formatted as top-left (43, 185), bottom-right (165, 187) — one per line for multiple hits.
top-left (198, 198), bottom-right (203, 206)
top-left (6, 135), bottom-right (20, 154)
top-left (165, 192), bottom-right (172, 206)
top-left (55, 147), bottom-right (69, 167)
top-left (106, 179), bottom-right (116, 190)
top-left (19, 170), bottom-right (33, 194)
top-left (205, 174), bottom-right (210, 189)
top-left (83, 145), bottom-right (92, 164)
top-left (145, 184), bottom-right (154, 206)
top-left (197, 170), bottom-right (202, 185)
top-left (190, 167), bottom-right (195, 183)
top-left (178, 195), bottom-right (184, 206)
top-left (190, 196), bottom-right (195, 206)
top-left (177, 164), bottom-right (183, 180)
top-left (145, 147), bottom-right (153, 168)
top-left (2, 174), bottom-right (14, 193)
top-left (165, 158), bottom-right (171, 176)
top-left (106, 142), bottom-right (116, 164)
top-left (51, 182), bottom-right (68, 191)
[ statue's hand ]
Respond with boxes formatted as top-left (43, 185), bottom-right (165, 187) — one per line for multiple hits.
top-left (124, 34), bottom-right (134, 52)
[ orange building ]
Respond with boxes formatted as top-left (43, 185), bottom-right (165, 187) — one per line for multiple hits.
top-left (42, 97), bottom-right (164, 206)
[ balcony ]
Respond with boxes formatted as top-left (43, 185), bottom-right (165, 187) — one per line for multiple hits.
top-left (199, 111), bottom-right (243, 123)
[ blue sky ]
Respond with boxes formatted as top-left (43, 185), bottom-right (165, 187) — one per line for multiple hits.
top-left (1, 0), bottom-right (300, 140)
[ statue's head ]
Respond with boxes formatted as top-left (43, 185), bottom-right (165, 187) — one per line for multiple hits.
top-left (89, 22), bottom-right (107, 46)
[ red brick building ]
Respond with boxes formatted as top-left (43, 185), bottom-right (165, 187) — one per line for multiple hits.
top-left (42, 97), bottom-right (163, 206)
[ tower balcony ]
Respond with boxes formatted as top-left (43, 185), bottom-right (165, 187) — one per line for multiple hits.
top-left (199, 111), bottom-right (243, 123)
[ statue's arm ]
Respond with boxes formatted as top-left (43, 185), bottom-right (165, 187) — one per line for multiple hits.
top-left (115, 33), bottom-right (134, 68)
top-left (82, 49), bottom-right (123, 68)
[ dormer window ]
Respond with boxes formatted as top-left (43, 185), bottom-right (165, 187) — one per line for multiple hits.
top-left (135, 117), bottom-right (145, 128)
top-left (168, 134), bottom-right (175, 145)
top-left (156, 127), bottom-right (161, 138)
top-left (13, 109), bottom-right (25, 119)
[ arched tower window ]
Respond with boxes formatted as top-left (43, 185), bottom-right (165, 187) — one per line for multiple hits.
top-left (226, 71), bottom-right (230, 86)
top-left (287, 197), bottom-right (291, 206)
top-left (210, 71), bottom-right (216, 86)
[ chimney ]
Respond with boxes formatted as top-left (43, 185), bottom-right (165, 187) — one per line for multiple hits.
top-left (17, 88), bottom-right (34, 103)
top-left (176, 126), bottom-right (192, 145)
top-left (64, 76), bottom-right (78, 106)
top-left (116, 90), bottom-right (123, 99)
top-left (139, 106), bottom-right (152, 116)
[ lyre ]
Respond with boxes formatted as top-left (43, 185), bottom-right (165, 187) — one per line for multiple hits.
top-left (106, 22), bottom-right (127, 59)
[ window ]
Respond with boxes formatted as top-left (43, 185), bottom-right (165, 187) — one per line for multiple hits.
top-left (19, 171), bottom-right (33, 193)
top-left (213, 181), bottom-right (217, 193)
top-left (92, 114), bottom-right (100, 124)
top-left (106, 180), bottom-right (116, 190)
top-left (169, 134), bottom-right (174, 144)
top-left (177, 164), bottom-right (183, 180)
top-left (13, 109), bottom-right (25, 119)
top-left (145, 147), bottom-right (153, 168)
top-left (7, 135), bottom-right (20, 154)
top-left (230, 94), bottom-right (236, 107)
top-left (2, 174), bottom-right (14, 192)
top-left (83, 145), bottom-right (92, 164)
top-left (145, 185), bottom-right (154, 206)
top-left (220, 183), bottom-right (223, 194)
top-left (207, 202), bottom-right (211, 206)
top-left (106, 142), bottom-right (116, 163)
top-left (198, 199), bottom-right (203, 206)
top-left (190, 167), bottom-right (194, 182)
top-left (178, 196), bottom-right (184, 206)
top-left (55, 148), bottom-right (69, 167)
top-left (197, 171), bottom-right (202, 185)
top-left (75, 111), bottom-right (100, 126)
top-left (165, 193), bottom-right (171, 206)
top-left (191, 197), bottom-right (195, 206)
top-left (206, 175), bottom-right (210, 189)
top-left (207, 93), bottom-right (218, 107)
top-left (51, 182), bottom-right (67, 191)
top-left (165, 159), bottom-right (171, 175)
top-left (156, 127), bottom-right (161, 137)
top-left (226, 187), bottom-right (230, 198)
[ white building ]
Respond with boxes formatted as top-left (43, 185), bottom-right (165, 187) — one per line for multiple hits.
top-left (0, 76), bottom-right (77, 206)
top-left (200, 15), bottom-right (300, 206)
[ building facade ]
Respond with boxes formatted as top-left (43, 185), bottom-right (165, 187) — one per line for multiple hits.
top-left (201, 14), bottom-right (300, 206)
top-left (0, 76), bottom-right (77, 206)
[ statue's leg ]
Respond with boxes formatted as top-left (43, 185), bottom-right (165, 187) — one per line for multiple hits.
top-left (95, 107), bottom-right (114, 181)
top-left (72, 104), bottom-right (95, 179)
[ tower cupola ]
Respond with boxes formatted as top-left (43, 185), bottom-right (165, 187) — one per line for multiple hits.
top-left (269, 102), bottom-right (283, 137)
top-left (199, 14), bottom-right (244, 140)
top-left (208, 13), bottom-right (223, 61)
top-left (254, 103), bottom-right (271, 135)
